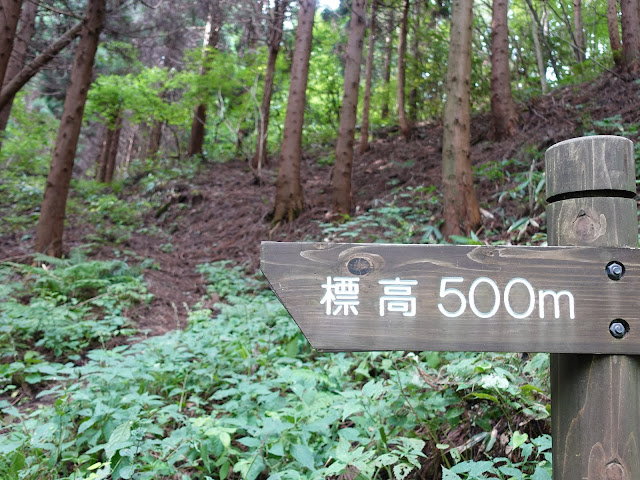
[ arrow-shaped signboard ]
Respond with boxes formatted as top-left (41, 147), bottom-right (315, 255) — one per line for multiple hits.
top-left (261, 241), bottom-right (640, 354)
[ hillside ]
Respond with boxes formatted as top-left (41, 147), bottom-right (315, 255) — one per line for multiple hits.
top-left (4, 72), bottom-right (638, 335)
top-left (0, 73), bottom-right (639, 480)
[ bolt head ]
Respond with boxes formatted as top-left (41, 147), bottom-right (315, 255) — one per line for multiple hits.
top-left (606, 262), bottom-right (625, 280)
top-left (609, 320), bottom-right (629, 339)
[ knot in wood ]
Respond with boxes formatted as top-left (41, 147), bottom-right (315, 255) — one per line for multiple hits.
top-left (571, 209), bottom-right (606, 243)
top-left (605, 460), bottom-right (625, 480)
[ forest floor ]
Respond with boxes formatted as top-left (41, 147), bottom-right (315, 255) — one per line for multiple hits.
top-left (2, 72), bottom-right (640, 338)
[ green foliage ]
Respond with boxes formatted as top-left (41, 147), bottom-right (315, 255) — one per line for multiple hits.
top-left (0, 92), bottom-right (58, 234)
top-left (319, 185), bottom-right (443, 244)
top-left (0, 253), bottom-right (150, 368)
top-left (0, 263), bottom-right (551, 479)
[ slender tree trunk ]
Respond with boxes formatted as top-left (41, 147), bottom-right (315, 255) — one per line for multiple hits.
top-left (0, 22), bottom-right (82, 111)
top-left (252, 0), bottom-right (289, 170)
top-left (272, 0), bottom-right (316, 223)
top-left (529, 3), bottom-right (548, 92)
top-left (0, 0), bottom-right (37, 136)
top-left (525, 0), bottom-right (561, 82)
top-left (381, 10), bottom-right (393, 119)
top-left (359, 0), bottom-right (376, 155)
top-left (397, 0), bottom-right (410, 140)
top-left (97, 124), bottom-right (112, 182)
top-left (441, 0), bottom-right (480, 237)
top-left (620, 0), bottom-right (640, 72)
top-left (105, 114), bottom-right (122, 183)
top-left (408, 0), bottom-right (420, 123)
top-left (187, 0), bottom-right (222, 158)
top-left (0, 0), bottom-right (22, 90)
top-left (146, 121), bottom-right (163, 159)
top-left (331, 0), bottom-right (367, 215)
top-left (490, 0), bottom-right (518, 139)
top-left (573, 0), bottom-right (585, 62)
top-left (34, 0), bottom-right (106, 257)
top-left (607, 0), bottom-right (622, 65)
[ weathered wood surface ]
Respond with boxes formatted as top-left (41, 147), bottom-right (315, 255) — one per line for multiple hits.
top-left (547, 135), bottom-right (640, 480)
top-left (261, 241), bottom-right (640, 354)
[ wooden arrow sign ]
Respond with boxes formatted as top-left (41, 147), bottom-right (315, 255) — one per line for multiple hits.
top-left (260, 241), bottom-right (640, 354)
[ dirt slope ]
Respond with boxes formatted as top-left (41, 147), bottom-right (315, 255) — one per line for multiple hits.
top-left (2, 73), bottom-right (639, 335)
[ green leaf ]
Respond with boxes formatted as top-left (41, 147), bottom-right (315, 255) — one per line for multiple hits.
top-left (290, 443), bottom-right (315, 470)
top-left (510, 431), bottom-right (529, 449)
top-left (105, 422), bottom-right (131, 459)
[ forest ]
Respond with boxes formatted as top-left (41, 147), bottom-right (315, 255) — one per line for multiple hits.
top-left (1, 0), bottom-right (640, 478)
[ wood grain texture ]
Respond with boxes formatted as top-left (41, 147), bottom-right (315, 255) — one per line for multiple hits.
top-left (547, 135), bottom-right (640, 480)
top-left (546, 135), bottom-right (635, 197)
top-left (261, 241), bottom-right (640, 354)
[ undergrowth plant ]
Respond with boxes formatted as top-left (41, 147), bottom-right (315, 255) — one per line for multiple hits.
top-left (0, 261), bottom-right (551, 479)
top-left (0, 252), bottom-right (151, 396)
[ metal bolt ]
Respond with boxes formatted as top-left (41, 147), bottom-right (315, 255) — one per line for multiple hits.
top-left (606, 262), bottom-right (624, 281)
top-left (609, 320), bottom-right (628, 339)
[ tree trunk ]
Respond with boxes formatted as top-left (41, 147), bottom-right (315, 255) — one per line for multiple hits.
top-left (0, 0), bottom-right (37, 136)
top-left (620, 0), bottom-right (640, 73)
top-left (331, 0), bottom-right (367, 216)
top-left (0, 22), bottom-right (82, 111)
top-left (252, 0), bottom-right (289, 170)
top-left (607, 0), bottom-right (622, 65)
top-left (525, 0), bottom-right (561, 82)
top-left (528, 2), bottom-right (548, 93)
top-left (573, 0), bottom-right (585, 62)
top-left (34, 0), bottom-right (106, 257)
top-left (187, 0), bottom-right (222, 158)
top-left (408, 0), bottom-right (420, 123)
top-left (397, 0), bottom-right (410, 140)
top-left (146, 121), bottom-right (163, 160)
top-left (105, 114), bottom-right (122, 183)
top-left (381, 9), bottom-right (393, 119)
top-left (441, 0), bottom-right (480, 237)
top-left (0, 0), bottom-right (22, 90)
top-left (490, 0), bottom-right (518, 140)
top-left (359, 0), bottom-right (376, 155)
top-left (272, 0), bottom-right (316, 223)
top-left (97, 124), bottom-right (112, 182)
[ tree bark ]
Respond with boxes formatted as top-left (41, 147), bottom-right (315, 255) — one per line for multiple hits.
top-left (0, 0), bottom-right (22, 90)
top-left (0, 21), bottom-right (82, 111)
top-left (441, 0), bottom-right (480, 237)
top-left (359, 0), bottom-right (375, 155)
top-left (381, 9), bottom-right (393, 119)
top-left (0, 0), bottom-right (37, 135)
top-left (34, 0), bottom-right (106, 257)
top-left (528, 2), bottom-right (548, 93)
top-left (97, 124), bottom-right (112, 182)
top-left (146, 121), bottom-right (163, 160)
top-left (620, 0), bottom-right (640, 73)
top-left (104, 114), bottom-right (122, 183)
top-left (397, 0), bottom-right (410, 140)
top-left (331, 0), bottom-right (367, 216)
top-left (272, 0), bottom-right (316, 223)
top-left (573, 0), bottom-right (585, 62)
top-left (252, 0), bottom-right (289, 170)
top-left (408, 0), bottom-right (420, 123)
top-left (97, 113), bottom-right (123, 184)
top-left (490, 0), bottom-right (518, 140)
top-left (607, 0), bottom-right (622, 65)
top-left (187, 0), bottom-right (222, 158)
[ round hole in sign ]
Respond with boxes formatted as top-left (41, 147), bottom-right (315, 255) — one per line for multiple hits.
top-left (609, 319), bottom-right (630, 339)
top-left (605, 261), bottom-right (625, 281)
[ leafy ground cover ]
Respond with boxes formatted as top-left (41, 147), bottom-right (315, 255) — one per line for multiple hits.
top-left (1, 73), bottom-right (640, 478)
top-left (1, 261), bottom-right (551, 479)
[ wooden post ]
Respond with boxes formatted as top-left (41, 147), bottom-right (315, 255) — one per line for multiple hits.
top-left (546, 136), bottom-right (640, 479)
